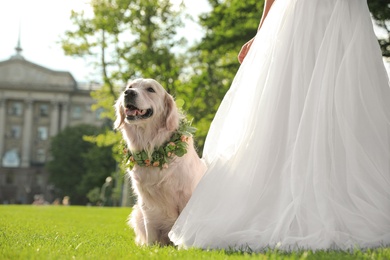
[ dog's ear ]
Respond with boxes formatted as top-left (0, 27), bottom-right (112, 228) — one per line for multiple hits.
top-left (164, 93), bottom-right (179, 131)
top-left (114, 98), bottom-right (125, 130)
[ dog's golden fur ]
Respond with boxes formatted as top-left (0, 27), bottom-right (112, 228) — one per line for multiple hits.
top-left (115, 78), bottom-right (206, 246)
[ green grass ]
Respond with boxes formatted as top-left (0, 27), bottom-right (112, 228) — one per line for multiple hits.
top-left (0, 206), bottom-right (389, 259)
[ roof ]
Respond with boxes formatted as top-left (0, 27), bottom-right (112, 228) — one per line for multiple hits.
top-left (0, 57), bottom-right (77, 92)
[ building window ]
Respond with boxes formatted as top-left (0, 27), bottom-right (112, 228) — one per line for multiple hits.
top-left (36, 149), bottom-right (46, 163)
top-left (39, 104), bottom-right (49, 117)
top-left (72, 105), bottom-right (83, 119)
top-left (8, 102), bottom-right (23, 116)
top-left (10, 125), bottom-right (21, 139)
top-left (2, 149), bottom-right (20, 167)
top-left (37, 127), bottom-right (48, 141)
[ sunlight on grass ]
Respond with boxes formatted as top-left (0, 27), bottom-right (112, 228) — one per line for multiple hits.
top-left (0, 205), bottom-right (389, 259)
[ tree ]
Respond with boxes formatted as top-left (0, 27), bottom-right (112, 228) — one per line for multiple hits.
top-left (47, 124), bottom-right (116, 205)
top-left (368, 0), bottom-right (390, 58)
top-left (62, 0), bottom-right (185, 96)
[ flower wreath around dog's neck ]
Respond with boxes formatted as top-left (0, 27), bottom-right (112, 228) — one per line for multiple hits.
top-left (123, 118), bottom-right (197, 170)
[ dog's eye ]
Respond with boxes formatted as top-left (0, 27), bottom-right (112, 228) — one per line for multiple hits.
top-left (147, 87), bottom-right (155, 93)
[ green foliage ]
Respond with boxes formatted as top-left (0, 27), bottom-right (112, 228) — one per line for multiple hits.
top-left (47, 125), bottom-right (116, 205)
top-left (86, 187), bottom-right (101, 205)
top-left (125, 118), bottom-right (196, 169)
top-left (1, 206), bottom-right (389, 259)
top-left (368, 0), bottom-right (390, 58)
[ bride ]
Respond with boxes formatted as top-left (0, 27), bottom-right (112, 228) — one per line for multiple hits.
top-left (169, 0), bottom-right (390, 251)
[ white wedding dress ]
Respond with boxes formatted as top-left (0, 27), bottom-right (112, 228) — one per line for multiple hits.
top-left (169, 0), bottom-right (390, 251)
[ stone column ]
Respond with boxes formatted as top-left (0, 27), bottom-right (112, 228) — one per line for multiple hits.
top-left (50, 102), bottom-right (59, 137)
top-left (0, 98), bottom-right (6, 162)
top-left (21, 100), bottom-right (33, 168)
top-left (60, 103), bottom-right (69, 130)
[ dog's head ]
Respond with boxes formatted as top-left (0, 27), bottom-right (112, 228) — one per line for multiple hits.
top-left (114, 78), bottom-right (180, 151)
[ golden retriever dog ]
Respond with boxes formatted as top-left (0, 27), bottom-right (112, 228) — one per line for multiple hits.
top-left (114, 78), bottom-right (206, 246)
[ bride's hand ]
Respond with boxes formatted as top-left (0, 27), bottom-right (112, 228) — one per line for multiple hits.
top-left (238, 37), bottom-right (255, 64)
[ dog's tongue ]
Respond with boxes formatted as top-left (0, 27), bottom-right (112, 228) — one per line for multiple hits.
top-left (125, 107), bottom-right (147, 116)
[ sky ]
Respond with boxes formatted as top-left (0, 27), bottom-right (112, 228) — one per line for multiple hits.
top-left (0, 0), bottom-right (388, 82)
top-left (0, 0), bottom-right (211, 82)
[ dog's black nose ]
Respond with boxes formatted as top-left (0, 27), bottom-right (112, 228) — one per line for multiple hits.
top-left (124, 89), bottom-right (137, 98)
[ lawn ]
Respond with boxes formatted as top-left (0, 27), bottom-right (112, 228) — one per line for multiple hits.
top-left (0, 206), bottom-right (388, 259)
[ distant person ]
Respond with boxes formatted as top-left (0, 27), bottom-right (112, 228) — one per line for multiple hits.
top-left (62, 196), bottom-right (70, 206)
top-left (32, 194), bottom-right (48, 205)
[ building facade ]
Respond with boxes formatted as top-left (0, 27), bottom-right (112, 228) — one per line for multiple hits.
top-left (0, 53), bottom-right (103, 204)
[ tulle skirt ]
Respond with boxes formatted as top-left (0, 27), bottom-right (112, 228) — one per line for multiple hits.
top-left (169, 0), bottom-right (390, 251)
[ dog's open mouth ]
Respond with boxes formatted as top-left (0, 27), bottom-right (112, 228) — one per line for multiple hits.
top-left (125, 104), bottom-right (153, 120)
